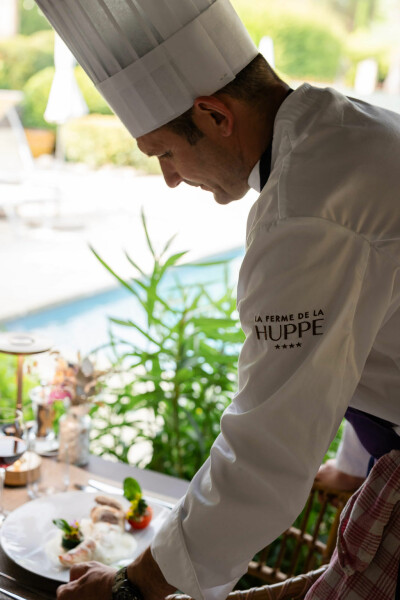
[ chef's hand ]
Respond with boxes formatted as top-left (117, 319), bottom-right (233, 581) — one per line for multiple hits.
top-left (315, 458), bottom-right (365, 492)
top-left (56, 561), bottom-right (116, 600)
top-left (56, 547), bottom-right (176, 600)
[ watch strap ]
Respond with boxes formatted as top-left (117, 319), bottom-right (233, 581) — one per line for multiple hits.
top-left (112, 567), bottom-right (144, 600)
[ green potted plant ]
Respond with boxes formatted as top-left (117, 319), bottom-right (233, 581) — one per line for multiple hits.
top-left (90, 211), bottom-right (243, 480)
top-left (21, 66), bottom-right (56, 157)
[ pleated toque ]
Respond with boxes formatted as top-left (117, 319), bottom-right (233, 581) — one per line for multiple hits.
top-left (35, 0), bottom-right (257, 137)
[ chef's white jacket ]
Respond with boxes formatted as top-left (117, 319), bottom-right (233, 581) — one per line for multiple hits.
top-left (335, 421), bottom-right (371, 476)
top-left (151, 83), bottom-right (400, 600)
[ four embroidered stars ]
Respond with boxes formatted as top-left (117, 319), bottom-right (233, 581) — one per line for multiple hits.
top-left (275, 343), bottom-right (302, 350)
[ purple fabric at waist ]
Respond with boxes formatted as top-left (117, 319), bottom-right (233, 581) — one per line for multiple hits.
top-left (345, 407), bottom-right (400, 459)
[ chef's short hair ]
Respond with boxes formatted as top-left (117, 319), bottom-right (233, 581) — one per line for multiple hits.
top-left (165, 53), bottom-right (282, 144)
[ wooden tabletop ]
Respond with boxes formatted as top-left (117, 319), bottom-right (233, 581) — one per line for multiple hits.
top-left (0, 454), bottom-right (189, 600)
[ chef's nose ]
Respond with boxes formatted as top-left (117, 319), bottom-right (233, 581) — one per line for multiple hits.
top-left (160, 161), bottom-right (182, 188)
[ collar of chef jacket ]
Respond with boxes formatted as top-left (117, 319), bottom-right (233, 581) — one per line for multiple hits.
top-left (246, 134), bottom-right (274, 193)
top-left (247, 160), bottom-right (261, 192)
top-left (247, 88), bottom-right (294, 193)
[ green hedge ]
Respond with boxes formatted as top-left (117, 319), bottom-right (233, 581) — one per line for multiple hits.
top-left (63, 114), bottom-right (161, 173)
top-left (74, 67), bottom-right (113, 115)
top-left (19, 0), bottom-right (52, 36)
top-left (232, 0), bottom-right (345, 82)
top-left (344, 31), bottom-right (391, 86)
top-left (0, 30), bottom-right (54, 91)
top-left (232, 0), bottom-right (391, 84)
top-left (21, 65), bottom-right (158, 171)
top-left (20, 66), bottom-right (56, 130)
top-left (270, 17), bottom-right (344, 81)
top-left (20, 65), bottom-right (113, 129)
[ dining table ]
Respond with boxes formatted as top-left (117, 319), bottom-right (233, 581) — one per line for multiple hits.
top-left (0, 454), bottom-right (189, 600)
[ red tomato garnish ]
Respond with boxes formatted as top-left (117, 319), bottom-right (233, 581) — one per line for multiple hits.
top-left (128, 505), bottom-right (153, 530)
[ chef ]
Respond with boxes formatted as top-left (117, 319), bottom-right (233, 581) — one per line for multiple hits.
top-left (34, 2), bottom-right (400, 600)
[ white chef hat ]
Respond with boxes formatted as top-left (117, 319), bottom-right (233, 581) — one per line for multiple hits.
top-left (35, 0), bottom-right (258, 138)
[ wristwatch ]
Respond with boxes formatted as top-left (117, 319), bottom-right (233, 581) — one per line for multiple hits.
top-left (112, 567), bottom-right (144, 600)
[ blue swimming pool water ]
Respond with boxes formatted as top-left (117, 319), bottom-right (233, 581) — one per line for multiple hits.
top-left (3, 247), bottom-right (244, 356)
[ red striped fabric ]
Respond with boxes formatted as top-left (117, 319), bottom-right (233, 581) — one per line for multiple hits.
top-left (305, 450), bottom-right (400, 600)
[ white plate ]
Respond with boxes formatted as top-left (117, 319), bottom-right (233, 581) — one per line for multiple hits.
top-left (0, 491), bottom-right (170, 582)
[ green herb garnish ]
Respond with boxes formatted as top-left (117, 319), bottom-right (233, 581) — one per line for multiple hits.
top-left (53, 518), bottom-right (83, 550)
top-left (123, 477), bottom-right (142, 501)
top-left (123, 477), bottom-right (148, 520)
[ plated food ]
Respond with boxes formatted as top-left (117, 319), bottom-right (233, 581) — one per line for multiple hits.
top-left (0, 490), bottom-right (169, 583)
top-left (48, 494), bottom-right (138, 568)
top-left (50, 478), bottom-right (153, 568)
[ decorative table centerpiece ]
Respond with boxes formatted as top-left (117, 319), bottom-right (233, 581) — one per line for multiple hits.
top-left (54, 353), bottom-right (106, 466)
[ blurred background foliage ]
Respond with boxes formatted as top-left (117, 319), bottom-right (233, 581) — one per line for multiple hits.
top-left (0, 0), bottom-right (397, 171)
top-left (18, 0), bottom-right (50, 35)
top-left (232, 1), bottom-right (346, 82)
top-left (89, 213), bottom-right (243, 479)
top-left (62, 114), bottom-right (160, 172)
top-left (20, 64), bottom-right (55, 130)
top-left (0, 29), bottom-right (53, 91)
top-left (232, 0), bottom-right (395, 83)
top-left (0, 353), bottom-right (38, 420)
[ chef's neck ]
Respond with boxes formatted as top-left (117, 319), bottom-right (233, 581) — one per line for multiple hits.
top-left (226, 81), bottom-right (291, 177)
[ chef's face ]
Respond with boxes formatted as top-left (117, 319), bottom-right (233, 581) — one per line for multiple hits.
top-left (136, 99), bottom-right (250, 205)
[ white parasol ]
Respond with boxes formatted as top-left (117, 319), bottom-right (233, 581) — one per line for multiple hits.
top-left (44, 33), bottom-right (88, 126)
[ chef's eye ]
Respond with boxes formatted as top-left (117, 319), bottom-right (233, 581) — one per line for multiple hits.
top-left (159, 151), bottom-right (172, 159)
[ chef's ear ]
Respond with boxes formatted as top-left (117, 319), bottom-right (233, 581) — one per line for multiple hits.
top-left (193, 96), bottom-right (234, 137)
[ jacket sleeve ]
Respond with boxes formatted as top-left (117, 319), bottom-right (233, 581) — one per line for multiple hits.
top-left (151, 216), bottom-right (391, 600)
top-left (335, 420), bottom-right (371, 477)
